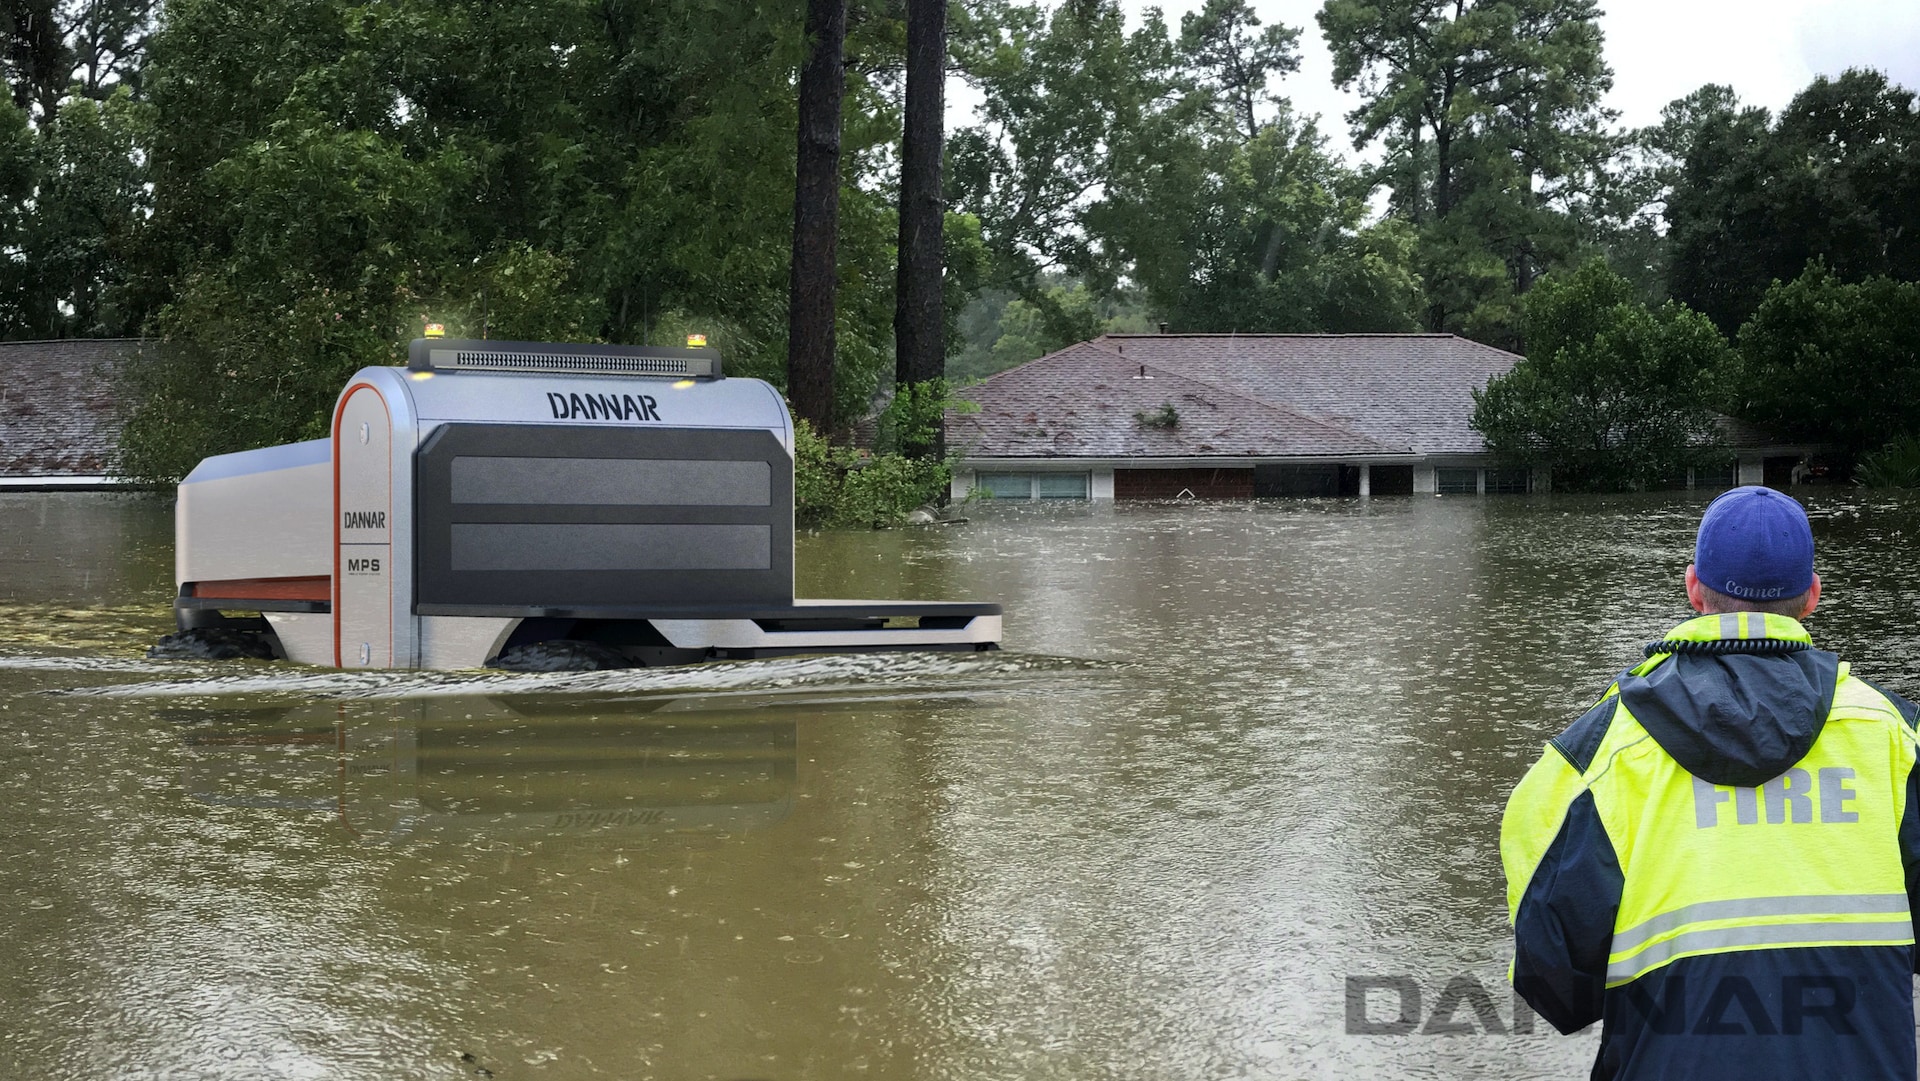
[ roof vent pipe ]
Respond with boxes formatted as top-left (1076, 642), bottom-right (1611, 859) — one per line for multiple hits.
top-left (1159, 321), bottom-right (1169, 334)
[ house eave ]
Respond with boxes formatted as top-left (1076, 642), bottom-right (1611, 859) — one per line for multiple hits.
top-left (955, 453), bottom-right (1435, 470)
top-left (0, 474), bottom-right (145, 490)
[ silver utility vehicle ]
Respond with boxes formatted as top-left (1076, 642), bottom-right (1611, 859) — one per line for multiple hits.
top-left (167, 338), bottom-right (1001, 669)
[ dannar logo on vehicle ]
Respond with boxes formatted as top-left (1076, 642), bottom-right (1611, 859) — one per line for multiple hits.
top-left (342, 510), bottom-right (386, 530)
top-left (546, 391), bottom-right (661, 422)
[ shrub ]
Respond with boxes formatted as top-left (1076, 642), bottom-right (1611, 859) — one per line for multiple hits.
top-left (1856, 434), bottom-right (1920, 489)
top-left (793, 418), bottom-right (950, 529)
top-left (1729, 265), bottom-right (1920, 459)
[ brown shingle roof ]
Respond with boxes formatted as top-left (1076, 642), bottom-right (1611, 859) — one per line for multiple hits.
top-left (1087, 333), bottom-right (1522, 456)
top-left (947, 341), bottom-right (1407, 459)
top-left (950, 334), bottom-right (1521, 460)
top-left (0, 339), bottom-right (140, 477)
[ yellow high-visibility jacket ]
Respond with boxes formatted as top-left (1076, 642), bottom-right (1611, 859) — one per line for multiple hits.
top-left (1502, 613), bottom-right (1920, 1080)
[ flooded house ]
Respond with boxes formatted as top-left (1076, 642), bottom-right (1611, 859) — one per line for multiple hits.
top-left (946, 333), bottom-right (1816, 501)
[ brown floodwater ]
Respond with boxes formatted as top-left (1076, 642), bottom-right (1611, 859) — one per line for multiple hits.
top-left (2, 489), bottom-right (1917, 1080)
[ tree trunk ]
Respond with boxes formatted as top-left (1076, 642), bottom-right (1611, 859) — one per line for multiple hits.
top-left (1426, 69), bottom-right (1458, 332)
top-left (893, 0), bottom-right (946, 458)
top-left (1433, 70), bottom-right (1456, 220)
top-left (787, 0), bottom-right (847, 434)
top-left (1515, 167), bottom-right (1537, 294)
top-left (1259, 220), bottom-right (1286, 279)
top-left (5, 0), bottom-right (70, 123)
top-left (1404, 120), bottom-right (1425, 224)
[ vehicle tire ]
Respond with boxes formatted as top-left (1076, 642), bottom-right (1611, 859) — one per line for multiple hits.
top-left (148, 627), bottom-right (280, 661)
top-left (485, 639), bottom-right (635, 672)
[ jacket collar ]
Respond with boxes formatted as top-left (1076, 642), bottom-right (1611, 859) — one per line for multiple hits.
top-left (1647, 612), bottom-right (1813, 658)
top-left (1666, 611), bottom-right (1812, 645)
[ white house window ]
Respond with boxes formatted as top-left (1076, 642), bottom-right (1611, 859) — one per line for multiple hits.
top-left (1485, 468), bottom-right (1529, 494)
top-left (1696, 460), bottom-right (1738, 489)
top-left (1033, 473), bottom-right (1090, 499)
top-left (976, 473), bottom-right (1031, 499)
top-left (977, 472), bottom-right (1089, 500)
top-left (1437, 468), bottom-right (1479, 494)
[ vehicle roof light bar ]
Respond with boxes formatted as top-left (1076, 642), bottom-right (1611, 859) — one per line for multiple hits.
top-left (407, 338), bottom-right (723, 379)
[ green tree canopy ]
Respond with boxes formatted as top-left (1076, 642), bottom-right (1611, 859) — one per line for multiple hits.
top-left (36, 0), bottom-right (1911, 492)
top-left (1177, 0), bottom-right (1299, 143)
top-left (1093, 111), bottom-right (1420, 333)
top-left (948, 0), bottom-right (1187, 295)
top-left (119, 0), bottom-right (915, 479)
top-left (0, 0), bottom-right (157, 339)
top-left (1583, 83), bottom-right (1742, 304)
top-left (1666, 69), bottom-right (1920, 333)
top-left (952, 0), bottom-right (1419, 348)
top-left (1471, 259), bottom-right (1731, 491)
top-left (1318, 0), bottom-right (1615, 344)
top-left (1728, 264), bottom-right (1920, 459)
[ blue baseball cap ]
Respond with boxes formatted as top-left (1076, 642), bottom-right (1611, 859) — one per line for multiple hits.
top-left (1694, 486), bottom-right (1814, 601)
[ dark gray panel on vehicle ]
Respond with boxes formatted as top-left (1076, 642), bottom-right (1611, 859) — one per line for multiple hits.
top-left (451, 456), bottom-right (769, 506)
top-left (451, 523), bottom-right (770, 571)
top-left (416, 423), bottom-right (793, 609)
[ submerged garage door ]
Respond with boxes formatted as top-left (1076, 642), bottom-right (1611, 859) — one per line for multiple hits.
top-left (414, 423), bottom-right (793, 610)
top-left (1115, 467), bottom-right (1254, 499)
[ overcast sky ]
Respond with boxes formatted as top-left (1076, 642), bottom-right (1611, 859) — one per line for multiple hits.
top-left (955, 1), bottom-right (1920, 152)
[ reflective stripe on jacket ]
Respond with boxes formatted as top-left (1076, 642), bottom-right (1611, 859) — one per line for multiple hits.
top-left (1501, 613), bottom-right (1920, 1080)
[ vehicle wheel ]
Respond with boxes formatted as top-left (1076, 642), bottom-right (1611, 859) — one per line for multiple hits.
top-left (148, 627), bottom-right (279, 661)
top-left (485, 639), bottom-right (635, 672)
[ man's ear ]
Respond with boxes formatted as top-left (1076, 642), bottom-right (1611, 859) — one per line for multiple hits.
top-left (1685, 564), bottom-right (1707, 614)
top-left (1800, 573), bottom-right (1822, 620)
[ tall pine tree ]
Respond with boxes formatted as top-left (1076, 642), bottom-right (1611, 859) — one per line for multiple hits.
top-left (1319, 0), bottom-right (1613, 344)
top-left (787, 0), bottom-right (848, 434)
top-left (893, 0), bottom-right (945, 457)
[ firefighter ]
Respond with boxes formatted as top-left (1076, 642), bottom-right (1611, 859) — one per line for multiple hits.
top-left (1503, 486), bottom-right (1920, 1079)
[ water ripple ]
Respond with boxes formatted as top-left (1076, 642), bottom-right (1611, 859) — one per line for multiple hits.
top-left (48, 649), bottom-right (1120, 701)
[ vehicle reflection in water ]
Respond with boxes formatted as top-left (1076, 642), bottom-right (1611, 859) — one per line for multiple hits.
top-left (177, 694), bottom-right (805, 843)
